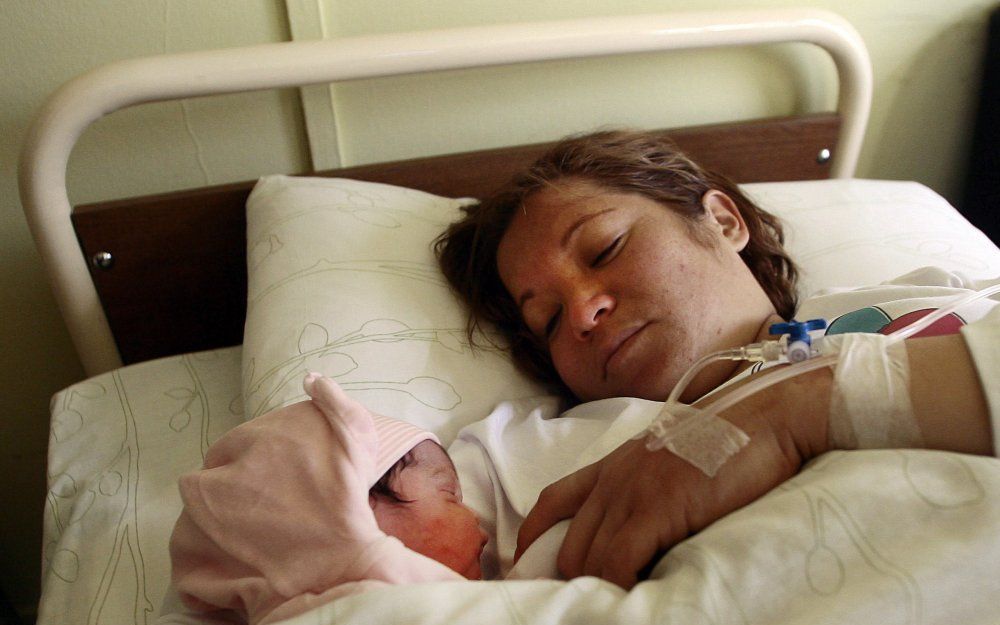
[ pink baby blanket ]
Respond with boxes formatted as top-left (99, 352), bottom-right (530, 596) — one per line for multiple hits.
top-left (169, 374), bottom-right (462, 625)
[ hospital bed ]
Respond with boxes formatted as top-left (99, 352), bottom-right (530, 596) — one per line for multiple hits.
top-left (20, 7), bottom-right (1000, 624)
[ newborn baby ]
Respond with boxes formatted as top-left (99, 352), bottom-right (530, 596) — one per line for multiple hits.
top-left (168, 373), bottom-right (487, 625)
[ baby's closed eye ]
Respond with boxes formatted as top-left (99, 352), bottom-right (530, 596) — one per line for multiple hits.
top-left (434, 472), bottom-right (462, 500)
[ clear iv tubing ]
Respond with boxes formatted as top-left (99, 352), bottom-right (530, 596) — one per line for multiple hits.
top-left (661, 282), bottom-right (1000, 426)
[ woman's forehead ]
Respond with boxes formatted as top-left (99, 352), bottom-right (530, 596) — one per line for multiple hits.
top-left (498, 179), bottom-right (666, 266)
top-left (524, 178), bottom-right (615, 212)
top-left (502, 182), bottom-right (614, 251)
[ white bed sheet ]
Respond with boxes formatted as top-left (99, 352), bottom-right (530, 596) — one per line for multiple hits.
top-left (39, 346), bottom-right (1000, 625)
top-left (40, 347), bottom-right (244, 625)
top-left (37, 177), bottom-right (1000, 624)
top-left (278, 448), bottom-right (1000, 625)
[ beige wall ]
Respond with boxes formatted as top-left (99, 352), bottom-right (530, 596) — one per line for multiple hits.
top-left (305, 0), bottom-right (997, 201)
top-left (0, 0), bottom-right (308, 616)
top-left (1, 0), bottom-right (995, 618)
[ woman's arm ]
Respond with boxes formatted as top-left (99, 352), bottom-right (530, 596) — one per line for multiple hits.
top-left (514, 333), bottom-right (994, 589)
top-left (908, 334), bottom-right (992, 455)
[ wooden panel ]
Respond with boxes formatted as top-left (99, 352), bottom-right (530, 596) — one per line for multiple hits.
top-left (72, 113), bottom-right (839, 364)
top-left (73, 190), bottom-right (249, 365)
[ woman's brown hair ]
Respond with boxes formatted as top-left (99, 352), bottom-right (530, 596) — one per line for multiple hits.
top-left (434, 129), bottom-right (798, 392)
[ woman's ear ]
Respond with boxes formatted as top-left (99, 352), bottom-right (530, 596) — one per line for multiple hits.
top-left (702, 190), bottom-right (750, 252)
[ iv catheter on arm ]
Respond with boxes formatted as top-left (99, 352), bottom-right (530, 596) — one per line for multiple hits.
top-left (642, 283), bottom-right (1000, 476)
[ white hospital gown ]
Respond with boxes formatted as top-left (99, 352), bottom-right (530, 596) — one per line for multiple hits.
top-left (450, 266), bottom-right (1000, 580)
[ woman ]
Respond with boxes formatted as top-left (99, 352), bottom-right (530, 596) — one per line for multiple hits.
top-left (436, 129), bottom-right (997, 589)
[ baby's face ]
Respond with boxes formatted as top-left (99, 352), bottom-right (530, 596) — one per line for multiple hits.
top-left (371, 440), bottom-right (488, 579)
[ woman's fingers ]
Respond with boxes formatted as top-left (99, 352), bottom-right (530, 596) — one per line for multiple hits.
top-left (556, 480), bottom-right (613, 578)
top-left (600, 516), bottom-right (663, 590)
top-left (576, 446), bottom-right (685, 584)
top-left (515, 462), bottom-right (601, 562)
top-left (580, 494), bottom-right (630, 578)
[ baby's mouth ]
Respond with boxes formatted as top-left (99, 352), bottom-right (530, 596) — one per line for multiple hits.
top-left (466, 532), bottom-right (488, 579)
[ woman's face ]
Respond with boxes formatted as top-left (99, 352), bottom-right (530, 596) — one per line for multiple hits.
top-left (496, 179), bottom-right (777, 402)
top-left (370, 441), bottom-right (488, 580)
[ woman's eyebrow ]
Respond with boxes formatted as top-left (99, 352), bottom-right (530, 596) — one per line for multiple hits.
top-left (560, 208), bottom-right (617, 247)
top-left (517, 208), bottom-right (619, 312)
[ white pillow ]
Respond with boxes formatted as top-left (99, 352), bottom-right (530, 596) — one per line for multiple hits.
top-left (243, 175), bottom-right (547, 443)
top-left (242, 176), bottom-right (1000, 444)
top-left (742, 179), bottom-right (1000, 299)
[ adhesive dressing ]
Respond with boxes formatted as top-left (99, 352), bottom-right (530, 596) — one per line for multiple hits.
top-left (642, 283), bottom-right (1000, 477)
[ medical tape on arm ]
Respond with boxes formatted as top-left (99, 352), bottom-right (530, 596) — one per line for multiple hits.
top-left (639, 330), bottom-right (922, 477)
top-left (640, 402), bottom-right (750, 478)
top-left (820, 333), bottom-right (923, 449)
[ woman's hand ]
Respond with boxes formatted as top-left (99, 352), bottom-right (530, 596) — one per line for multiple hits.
top-left (515, 368), bottom-right (832, 589)
top-left (514, 333), bottom-right (994, 589)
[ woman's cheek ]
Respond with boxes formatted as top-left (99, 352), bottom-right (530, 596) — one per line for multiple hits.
top-left (551, 346), bottom-right (590, 398)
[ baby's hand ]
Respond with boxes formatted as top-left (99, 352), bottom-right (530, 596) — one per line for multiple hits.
top-left (304, 372), bottom-right (383, 484)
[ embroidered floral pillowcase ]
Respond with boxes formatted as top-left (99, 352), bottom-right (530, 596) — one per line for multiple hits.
top-left (742, 179), bottom-right (1000, 298)
top-left (242, 175), bottom-right (1000, 443)
top-left (242, 175), bottom-right (546, 444)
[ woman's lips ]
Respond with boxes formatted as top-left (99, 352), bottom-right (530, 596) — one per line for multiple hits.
top-left (603, 323), bottom-right (649, 380)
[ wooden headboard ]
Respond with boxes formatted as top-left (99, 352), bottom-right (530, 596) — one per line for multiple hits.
top-left (72, 113), bottom-right (839, 365)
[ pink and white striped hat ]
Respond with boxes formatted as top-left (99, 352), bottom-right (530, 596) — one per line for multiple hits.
top-left (369, 411), bottom-right (439, 484)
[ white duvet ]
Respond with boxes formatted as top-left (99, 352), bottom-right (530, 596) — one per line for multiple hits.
top-left (40, 347), bottom-right (1000, 625)
top-left (39, 177), bottom-right (1000, 624)
top-left (283, 444), bottom-right (1000, 625)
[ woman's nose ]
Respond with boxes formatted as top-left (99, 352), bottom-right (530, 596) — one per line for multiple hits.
top-left (567, 292), bottom-right (614, 340)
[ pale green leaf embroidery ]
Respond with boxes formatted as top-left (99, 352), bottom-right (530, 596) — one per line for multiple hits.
top-left (51, 409), bottom-right (84, 442)
top-left (247, 318), bottom-right (484, 417)
top-left (69, 490), bottom-right (95, 524)
top-left (299, 323), bottom-right (330, 354)
top-left (50, 474), bottom-right (77, 498)
top-left (243, 358), bottom-right (256, 390)
top-left (343, 377), bottom-right (461, 411)
top-left (318, 352), bottom-right (360, 377)
top-left (99, 471), bottom-right (124, 497)
top-left (170, 409), bottom-right (192, 433)
top-left (249, 234), bottom-right (283, 269)
top-left (48, 548), bottom-right (79, 583)
top-left (401, 377), bottom-right (461, 410)
top-left (229, 394), bottom-right (244, 416)
top-left (437, 330), bottom-right (466, 354)
top-left (358, 318), bottom-right (411, 336)
top-left (249, 259), bottom-right (447, 310)
top-left (165, 388), bottom-right (196, 400)
top-left (340, 207), bottom-right (402, 228)
top-left (70, 382), bottom-right (106, 400)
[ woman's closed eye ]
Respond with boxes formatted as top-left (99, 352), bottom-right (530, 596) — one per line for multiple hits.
top-left (540, 235), bottom-right (624, 341)
top-left (544, 306), bottom-right (562, 340)
top-left (591, 234), bottom-right (625, 267)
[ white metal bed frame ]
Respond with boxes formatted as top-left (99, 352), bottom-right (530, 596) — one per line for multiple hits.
top-left (19, 7), bottom-right (871, 377)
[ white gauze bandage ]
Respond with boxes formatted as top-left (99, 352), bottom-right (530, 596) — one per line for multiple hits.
top-left (820, 333), bottom-right (923, 449)
top-left (640, 401), bottom-right (750, 477)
